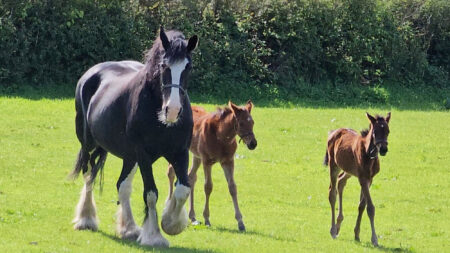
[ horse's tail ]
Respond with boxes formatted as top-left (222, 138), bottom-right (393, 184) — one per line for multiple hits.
top-left (87, 147), bottom-right (108, 192)
top-left (68, 149), bottom-right (89, 180)
top-left (323, 150), bottom-right (329, 166)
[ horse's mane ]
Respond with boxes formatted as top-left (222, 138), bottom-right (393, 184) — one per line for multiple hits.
top-left (360, 115), bottom-right (386, 137)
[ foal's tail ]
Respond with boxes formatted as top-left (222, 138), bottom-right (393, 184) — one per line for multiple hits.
top-left (68, 147), bottom-right (108, 192)
top-left (323, 150), bottom-right (329, 166)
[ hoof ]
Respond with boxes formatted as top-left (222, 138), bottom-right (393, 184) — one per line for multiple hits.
top-left (355, 236), bottom-right (360, 242)
top-left (138, 233), bottom-right (169, 248)
top-left (161, 207), bottom-right (188, 236)
top-left (191, 220), bottom-right (201, 226)
top-left (330, 226), bottom-right (337, 239)
top-left (372, 237), bottom-right (379, 247)
top-left (238, 221), bottom-right (246, 232)
top-left (119, 226), bottom-right (142, 241)
top-left (73, 217), bottom-right (98, 231)
top-left (205, 220), bottom-right (211, 227)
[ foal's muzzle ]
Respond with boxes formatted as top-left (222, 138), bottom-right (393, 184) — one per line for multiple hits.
top-left (377, 143), bottom-right (388, 156)
top-left (240, 133), bottom-right (257, 150)
top-left (247, 139), bottom-right (257, 150)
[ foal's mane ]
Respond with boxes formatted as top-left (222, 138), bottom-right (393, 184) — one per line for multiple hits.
top-left (143, 30), bottom-right (188, 80)
top-left (360, 115), bottom-right (386, 137)
top-left (214, 107), bottom-right (233, 121)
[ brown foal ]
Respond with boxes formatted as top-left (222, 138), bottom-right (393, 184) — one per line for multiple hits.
top-left (167, 100), bottom-right (257, 231)
top-left (324, 112), bottom-right (391, 246)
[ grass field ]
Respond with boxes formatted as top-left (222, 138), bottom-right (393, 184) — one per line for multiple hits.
top-left (0, 90), bottom-right (449, 252)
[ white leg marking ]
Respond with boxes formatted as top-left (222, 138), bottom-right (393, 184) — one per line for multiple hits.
top-left (117, 166), bottom-right (141, 240)
top-left (161, 183), bottom-right (190, 235)
top-left (73, 182), bottom-right (98, 231)
top-left (138, 192), bottom-right (169, 247)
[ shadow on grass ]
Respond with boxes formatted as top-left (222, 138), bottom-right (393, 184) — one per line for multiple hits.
top-left (1, 82), bottom-right (448, 111)
top-left (97, 230), bottom-right (215, 252)
top-left (351, 240), bottom-right (414, 253)
top-left (211, 225), bottom-right (297, 243)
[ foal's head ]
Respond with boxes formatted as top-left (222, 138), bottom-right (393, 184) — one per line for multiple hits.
top-left (229, 100), bottom-right (257, 150)
top-left (157, 27), bottom-right (198, 125)
top-left (366, 112), bottom-right (391, 156)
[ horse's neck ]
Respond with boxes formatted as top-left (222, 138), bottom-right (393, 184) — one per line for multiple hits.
top-left (363, 128), bottom-right (375, 156)
top-left (216, 113), bottom-right (237, 142)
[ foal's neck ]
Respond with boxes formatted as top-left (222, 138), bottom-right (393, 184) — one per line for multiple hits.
top-left (363, 127), bottom-right (375, 158)
top-left (217, 112), bottom-right (237, 142)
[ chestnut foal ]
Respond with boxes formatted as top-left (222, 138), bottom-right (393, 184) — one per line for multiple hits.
top-left (167, 100), bottom-right (257, 231)
top-left (324, 112), bottom-right (391, 246)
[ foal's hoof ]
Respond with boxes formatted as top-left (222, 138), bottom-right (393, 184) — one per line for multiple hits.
top-left (238, 221), bottom-right (246, 232)
top-left (73, 217), bottom-right (98, 231)
top-left (205, 220), bottom-right (211, 227)
top-left (330, 226), bottom-right (338, 239)
top-left (191, 220), bottom-right (201, 226)
top-left (371, 237), bottom-right (379, 247)
top-left (354, 236), bottom-right (360, 242)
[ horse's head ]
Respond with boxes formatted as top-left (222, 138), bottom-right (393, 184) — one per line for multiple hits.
top-left (229, 100), bottom-right (257, 150)
top-left (367, 112), bottom-right (391, 156)
top-left (158, 27), bottom-right (198, 125)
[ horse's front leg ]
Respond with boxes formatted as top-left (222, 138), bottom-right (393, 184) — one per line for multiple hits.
top-left (116, 160), bottom-right (141, 240)
top-left (137, 154), bottom-right (169, 247)
top-left (360, 177), bottom-right (378, 246)
top-left (221, 159), bottom-right (245, 231)
top-left (161, 150), bottom-right (191, 235)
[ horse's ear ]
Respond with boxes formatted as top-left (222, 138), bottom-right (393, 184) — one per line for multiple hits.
top-left (160, 26), bottom-right (170, 51)
top-left (187, 35), bottom-right (198, 53)
top-left (228, 100), bottom-right (239, 115)
top-left (386, 112), bottom-right (391, 124)
top-left (245, 99), bottom-right (253, 113)
top-left (366, 112), bottom-right (376, 124)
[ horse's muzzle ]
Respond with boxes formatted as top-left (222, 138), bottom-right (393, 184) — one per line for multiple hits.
top-left (247, 139), bottom-right (257, 150)
top-left (379, 146), bottom-right (388, 156)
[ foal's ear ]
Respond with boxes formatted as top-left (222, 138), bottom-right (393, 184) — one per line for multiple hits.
top-left (366, 112), bottom-right (376, 124)
top-left (228, 101), bottom-right (240, 115)
top-left (245, 99), bottom-right (253, 113)
top-left (386, 112), bottom-right (391, 124)
top-left (160, 26), bottom-right (170, 52)
top-left (187, 35), bottom-right (198, 53)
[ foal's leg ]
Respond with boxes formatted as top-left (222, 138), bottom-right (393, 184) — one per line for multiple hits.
top-left (116, 160), bottom-right (141, 240)
top-left (359, 178), bottom-right (378, 246)
top-left (354, 190), bottom-right (366, 242)
top-left (188, 156), bottom-right (201, 225)
top-left (73, 150), bottom-right (98, 231)
top-left (328, 161), bottom-right (340, 239)
top-left (161, 150), bottom-right (191, 236)
top-left (137, 154), bottom-right (168, 247)
top-left (202, 161), bottom-right (214, 227)
top-left (336, 172), bottom-right (351, 235)
top-left (221, 159), bottom-right (245, 231)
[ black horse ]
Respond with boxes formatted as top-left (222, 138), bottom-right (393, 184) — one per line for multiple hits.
top-left (70, 27), bottom-right (198, 247)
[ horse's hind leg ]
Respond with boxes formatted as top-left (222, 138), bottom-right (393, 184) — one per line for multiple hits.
top-left (188, 156), bottom-right (201, 225)
top-left (73, 149), bottom-right (98, 231)
top-left (336, 172), bottom-right (351, 235)
top-left (328, 160), bottom-right (340, 239)
top-left (116, 160), bottom-right (141, 240)
top-left (360, 178), bottom-right (378, 246)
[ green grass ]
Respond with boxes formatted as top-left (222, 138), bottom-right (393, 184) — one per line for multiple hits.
top-left (0, 90), bottom-right (449, 252)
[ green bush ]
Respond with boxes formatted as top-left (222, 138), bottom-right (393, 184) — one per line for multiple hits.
top-left (0, 0), bottom-right (448, 96)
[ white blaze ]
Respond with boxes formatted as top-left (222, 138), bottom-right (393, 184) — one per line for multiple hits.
top-left (165, 58), bottom-right (189, 123)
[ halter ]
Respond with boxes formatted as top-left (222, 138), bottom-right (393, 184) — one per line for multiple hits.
top-left (161, 84), bottom-right (186, 94)
top-left (368, 134), bottom-right (388, 160)
top-left (231, 115), bottom-right (253, 143)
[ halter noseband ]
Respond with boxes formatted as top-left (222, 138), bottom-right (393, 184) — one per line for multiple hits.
top-left (161, 84), bottom-right (186, 94)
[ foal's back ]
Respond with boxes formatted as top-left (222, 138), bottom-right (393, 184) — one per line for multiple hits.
top-left (327, 128), bottom-right (366, 177)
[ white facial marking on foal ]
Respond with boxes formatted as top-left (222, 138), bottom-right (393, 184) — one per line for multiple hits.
top-left (165, 58), bottom-right (189, 123)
